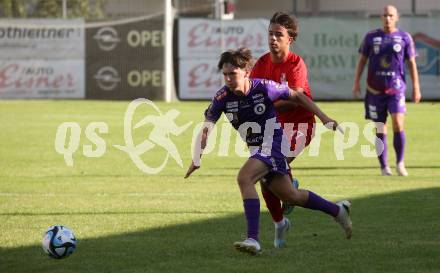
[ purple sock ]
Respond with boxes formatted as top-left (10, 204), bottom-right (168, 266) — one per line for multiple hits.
top-left (243, 199), bottom-right (260, 241)
top-left (304, 191), bottom-right (339, 218)
top-left (393, 131), bottom-right (406, 163)
top-left (376, 133), bottom-right (388, 169)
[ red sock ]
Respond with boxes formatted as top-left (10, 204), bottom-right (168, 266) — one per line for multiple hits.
top-left (262, 189), bottom-right (283, 222)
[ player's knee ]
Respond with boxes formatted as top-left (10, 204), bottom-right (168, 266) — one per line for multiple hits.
top-left (281, 188), bottom-right (301, 205)
top-left (392, 121), bottom-right (404, 132)
top-left (236, 174), bottom-right (252, 188)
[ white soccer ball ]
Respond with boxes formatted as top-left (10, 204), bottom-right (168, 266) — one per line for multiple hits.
top-left (42, 225), bottom-right (77, 259)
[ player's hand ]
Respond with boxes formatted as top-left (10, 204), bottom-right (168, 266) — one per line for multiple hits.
top-left (323, 118), bottom-right (344, 134)
top-left (184, 161), bottom-right (200, 179)
top-left (412, 87), bottom-right (421, 103)
top-left (352, 82), bottom-right (361, 99)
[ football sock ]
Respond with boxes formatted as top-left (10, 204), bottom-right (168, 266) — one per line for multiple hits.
top-left (243, 199), bottom-right (260, 241)
top-left (304, 191), bottom-right (339, 218)
top-left (376, 133), bottom-right (388, 169)
top-left (262, 189), bottom-right (283, 223)
top-left (275, 218), bottom-right (286, 228)
top-left (393, 131), bottom-right (405, 163)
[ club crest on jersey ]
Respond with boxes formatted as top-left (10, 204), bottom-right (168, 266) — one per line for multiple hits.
top-left (374, 45), bottom-right (380, 54)
top-left (393, 43), bottom-right (402, 52)
top-left (253, 103), bottom-right (266, 115)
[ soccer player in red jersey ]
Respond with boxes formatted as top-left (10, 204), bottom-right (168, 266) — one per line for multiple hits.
top-left (250, 12), bottom-right (317, 248)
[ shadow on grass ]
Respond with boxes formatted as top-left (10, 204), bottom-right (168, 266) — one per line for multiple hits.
top-left (1, 188), bottom-right (439, 273)
top-left (216, 165), bottom-right (440, 171)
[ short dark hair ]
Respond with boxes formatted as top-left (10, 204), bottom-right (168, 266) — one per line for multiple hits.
top-left (270, 12), bottom-right (299, 41)
top-left (217, 47), bottom-right (253, 71)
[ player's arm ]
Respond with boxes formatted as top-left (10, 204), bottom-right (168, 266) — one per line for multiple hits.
top-left (288, 89), bottom-right (340, 131)
top-left (352, 54), bottom-right (368, 99)
top-left (407, 57), bottom-right (422, 103)
top-left (184, 119), bottom-right (214, 178)
top-left (273, 89), bottom-right (302, 112)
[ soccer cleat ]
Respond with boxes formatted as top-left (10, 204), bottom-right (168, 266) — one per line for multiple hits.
top-left (274, 218), bottom-right (291, 248)
top-left (381, 166), bottom-right (392, 176)
top-left (335, 200), bottom-right (352, 239)
top-left (233, 238), bottom-right (261, 255)
top-left (282, 178), bottom-right (299, 215)
top-left (396, 162), bottom-right (408, 176)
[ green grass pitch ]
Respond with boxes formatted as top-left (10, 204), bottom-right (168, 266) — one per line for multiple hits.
top-left (0, 100), bottom-right (439, 273)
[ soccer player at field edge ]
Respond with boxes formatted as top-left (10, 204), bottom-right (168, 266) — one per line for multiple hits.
top-left (184, 47), bottom-right (352, 255)
top-left (250, 11), bottom-right (316, 248)
top-left (352, 5), bottom-right (422, 176)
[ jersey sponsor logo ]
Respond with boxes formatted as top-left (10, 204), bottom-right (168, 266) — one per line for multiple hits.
top-left (373, 37), bottom-right (382, 44)
top-left (252, 93), bottom-right (263, 99)
top-left (226, 101), bottom-right (238, 108)
top-left (375, 70), bottom-right (395, 76)
top-left (253, 103), bottom-right (266, 115)
top-left (393, 43), bottom-right (402, 52)
top-left (227, 101), bottom-right (239, 112)
top-left (239, 100), bottom-right (250, 107)
top-left (373, 37), bottom-right (382, 54)
top-left (393, 36), bottom-right (402, 43)
top-left (379, 56), bottom-right (391, 68)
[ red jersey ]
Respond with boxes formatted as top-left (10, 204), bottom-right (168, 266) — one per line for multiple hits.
top-left (250, 51), bottom-right (315, 124)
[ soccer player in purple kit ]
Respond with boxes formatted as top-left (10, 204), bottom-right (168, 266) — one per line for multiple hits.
top-left (185, 47), bottom-right (352, 255)
top-left (353, 5), bottom-right (422, 176)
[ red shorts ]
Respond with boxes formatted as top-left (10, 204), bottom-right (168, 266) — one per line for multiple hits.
top-left (281, 121), bottom-right (315, 158)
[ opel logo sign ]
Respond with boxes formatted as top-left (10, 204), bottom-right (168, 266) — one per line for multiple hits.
top-left (94, 27), bottom-right (120, 51)
top-left (94, 66), bottom-right (121, 91)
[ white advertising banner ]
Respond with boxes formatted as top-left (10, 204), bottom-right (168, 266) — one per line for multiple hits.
top-left (179, 17), bottom-right (440, 100)
top-left (179, 58), bottom-right (222, 99)
top-left (0, 60), bottom-right (85, 99)
top-left (179, 18), bottom-right (269, 58)
top-left (294, 17), bottom-right (440, 100)
top-left (0, 19), bottom-right (85, 59)
top-left (178, 18), bottom-right (269, 99)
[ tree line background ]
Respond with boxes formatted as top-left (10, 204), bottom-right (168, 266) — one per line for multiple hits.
top-left (0, 0), bottom-right (107, 19)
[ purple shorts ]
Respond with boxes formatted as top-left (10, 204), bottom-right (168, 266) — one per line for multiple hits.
top-left (250, 147), bottom-right (290, 176)
top-left (364, 91), bottom-right (406, 122)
